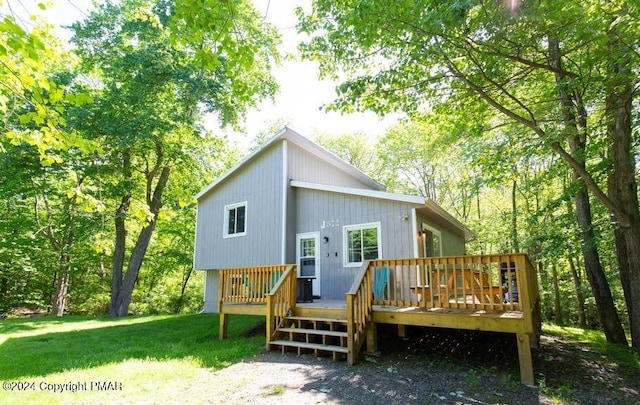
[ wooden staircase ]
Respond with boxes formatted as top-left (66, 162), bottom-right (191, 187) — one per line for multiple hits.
top-left (269, 315), bottom-right (349, 360)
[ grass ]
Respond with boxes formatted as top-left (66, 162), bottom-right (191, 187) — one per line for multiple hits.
top-left (0, 314), bottom-right (265, 404)
top-left (2, 316), bottom-right (638, 404)
top-left (542, 323), bottom-right (639, 369)
top-left (539, 323), bottom-right (640, 404)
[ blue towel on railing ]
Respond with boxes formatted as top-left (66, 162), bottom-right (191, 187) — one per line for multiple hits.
top-left (373, 266), bottom-right (389, 300)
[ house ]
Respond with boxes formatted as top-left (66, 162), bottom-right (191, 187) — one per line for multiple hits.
top-left (192, 127), bottom-right (540, 385)
top-left (193, 127), bottom-right (473, 311)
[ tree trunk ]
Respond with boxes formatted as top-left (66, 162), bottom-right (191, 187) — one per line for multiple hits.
top-left (177, 266), bottom-right (193, 312)
top-left (552, 262), bottom-right (562, 324)
top-left (568, 255), bottom-right (586, 329)
top-left (52, 270), bottom-right (69, 316)
top-left (109, 151), bottom-right (132, 316)
top-left (565, 183), bottom-right (587, 329)
top-left (110, 165), bottom-right (172, 317)
top-left (605, 50), bottom-right (640, 348)
top-left (548, 37), bottom-right (627, 344)
top-left (111, 220), bottom-right (160, 316)
top-left (575, 187), bottom-right (627, 343)
top-left (538, 261), bottom-right (552, 319)
top-left (605, 2), bottom-right (640, 350)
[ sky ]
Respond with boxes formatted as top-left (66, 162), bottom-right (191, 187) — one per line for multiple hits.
top-left (4, 0), bottom-right (400, 152)
top-left (230, 0), bottom-right (400, 150)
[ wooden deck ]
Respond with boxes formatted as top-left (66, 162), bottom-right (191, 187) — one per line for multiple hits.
top-left (216, 254), bottom-right (541, 385)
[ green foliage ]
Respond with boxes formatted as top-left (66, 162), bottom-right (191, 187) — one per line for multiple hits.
top-left (316, 132), bottom-right (380, 178)
top-left (0, 137), bottom-right (102, 313)
top-left (297, 0), bottom-right (638, 334)
top-left (297, 0), bottom-right (638, 208)
top-left (0, 8), bottom-right (95, 162)
top-left (62, 0), bottom-right (277, 316)
top-left (171, 0), bottom-right (280, 124)
top-left (1, 0), bottom-right (267, 317)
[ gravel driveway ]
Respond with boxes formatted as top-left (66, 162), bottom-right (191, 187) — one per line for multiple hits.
top-left (196, 326), bottom-right (639, 404)
top-left (206, 351), bottom-right (538, 404)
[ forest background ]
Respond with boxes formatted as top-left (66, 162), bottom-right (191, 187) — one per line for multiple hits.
top-left (1, 0), bottom-right (638, 348)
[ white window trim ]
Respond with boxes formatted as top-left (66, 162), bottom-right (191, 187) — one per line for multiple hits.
top-left (343, 221), bottom-right (382, 267)
top-left (223, 201), bottom-right (247, 238)
top-left (422, 223), bottom-right (442, 257)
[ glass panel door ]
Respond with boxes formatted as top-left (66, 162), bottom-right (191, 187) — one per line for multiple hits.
top-left (300, 238), bottom-right (316, 277)
top-left (296, 232), bottom-right (320, 297)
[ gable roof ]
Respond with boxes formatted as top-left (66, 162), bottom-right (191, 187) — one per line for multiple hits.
top-left (195, 127), bottom-right (385, 200)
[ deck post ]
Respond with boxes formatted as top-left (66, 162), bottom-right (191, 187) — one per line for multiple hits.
top-left (217, 271), bottom-right (228, 340)
top-left (366, 322), bottom-right (378, 353)
top-left (346, 294), bottom-right (355, 364)
top-left (397, 324), bottom-right (406, 338)
top-left (516, 333), bottom-right (534, 385)
top-left (219, 313), bottom-right (228, 340)
top-left (266, 294), bottom-right (274, 349)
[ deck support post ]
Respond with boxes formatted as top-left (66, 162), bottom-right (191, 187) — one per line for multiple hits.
top-left (516, 333), bottom-right (534, 385)
top-left (346, 295), bottom-right (355, 365)
top-left (366, 322), bottom-right (378, 353)
top-left (397, 324), bottom-right (406, 338)
top-left (219, 313), bottom-right (228, 340)
top-left (266, 294), bottom-right (274, 350)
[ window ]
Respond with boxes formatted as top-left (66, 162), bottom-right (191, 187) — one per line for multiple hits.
top-left (224, 202), bottom-right (246, 237)
top-left (421, 223), bottom-right (442, 257)
top-left (343, 222), bottom-right (381, 267)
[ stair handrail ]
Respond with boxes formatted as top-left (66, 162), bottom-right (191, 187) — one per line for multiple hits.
top-left (346, 260), bottom-right (373, 364)
top-left (266, 264), bottom-right (297, 347)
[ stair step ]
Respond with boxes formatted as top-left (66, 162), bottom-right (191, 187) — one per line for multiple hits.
top-left (286, 316), bottom-right (347, 323)
top-left (278, 327), bottom-right (348, 338)
top-left (269, 340), bottom-right (349, 354)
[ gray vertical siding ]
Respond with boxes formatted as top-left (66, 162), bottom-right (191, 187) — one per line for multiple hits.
top-left (294, 188), bottom-right (417, 300)
top-left (288, 142), bottom-right (373, 189)
top-left (194, 143), bottom-right (284, 270)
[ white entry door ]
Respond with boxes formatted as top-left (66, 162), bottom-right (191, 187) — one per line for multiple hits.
top-left (296, 232), bottom-right (320, 297)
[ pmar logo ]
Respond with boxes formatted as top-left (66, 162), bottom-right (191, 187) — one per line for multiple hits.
top-left (91, 381), bottom-right (123, 391)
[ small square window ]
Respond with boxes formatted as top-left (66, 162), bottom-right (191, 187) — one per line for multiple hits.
top-left (224, 202), bottom-right (247, 237)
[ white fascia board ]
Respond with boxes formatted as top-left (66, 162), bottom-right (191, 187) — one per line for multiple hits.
top-left (290, 180), bottom-right (425, 205)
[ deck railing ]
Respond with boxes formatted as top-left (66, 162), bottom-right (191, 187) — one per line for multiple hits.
top-left (367, 254), bottom-right (538, 314)
top-left (219, 264), bottom-right (292, 305)
top-left (266, 265), bottom-right (297, 346)
top-left (346, 260), bottom-right (373, 364)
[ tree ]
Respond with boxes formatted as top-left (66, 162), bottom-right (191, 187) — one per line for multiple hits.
top-left (298, 0), bottom-right (638, 347)
top-left (1, 3), bottom-right (93, 161)
top-left (0, 138), bottom-right (105, 315)
top-left (71, 0), bottom-right (279, 316)
top-left (1, 46), bottom-right (102, 315)
top-left (316, 132), bottom-right (380, 177)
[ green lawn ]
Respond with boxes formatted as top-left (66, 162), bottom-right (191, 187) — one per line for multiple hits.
top-left (0, 314), bottom-right (265, 404)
